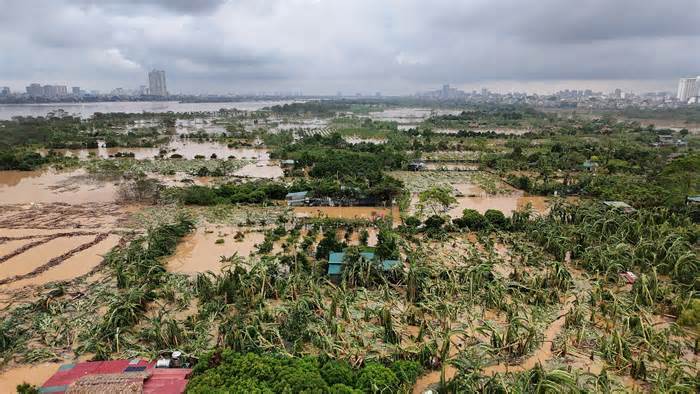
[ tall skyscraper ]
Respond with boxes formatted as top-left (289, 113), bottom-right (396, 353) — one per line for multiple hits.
top-left (148, 69), bottom-right (168, 96)
top-left (677, 77), bottom-right (699, 103)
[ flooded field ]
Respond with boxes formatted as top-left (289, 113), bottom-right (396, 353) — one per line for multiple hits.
top-left (448, 184), bottom-right (553, 217)
top-left (367, 108), bottom-right (461, 124)
top-left (0, 363), bottom-right (62, 393)
top-left (294, 206), bottom-right (400, 224)
top-left (175, 118), bottom-right (228, 135)
top-left (0, 203), bottom-right (129, 298)
top-left (0, 100), bottom-right (304, 120)
top-left (167, 225), bottom-right (266, 275)
top-left (40, 140), bottom-right (269, 161)
top-left (233, 162), bottom-right (284, 179)
top-left (0, 169), bottom-right (118, 204)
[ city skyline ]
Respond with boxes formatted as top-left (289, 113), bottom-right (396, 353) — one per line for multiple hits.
top-left (1, 0), bottom-right (699, 95)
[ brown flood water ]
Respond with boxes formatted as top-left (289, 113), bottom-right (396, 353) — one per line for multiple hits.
top-left (446, 184), bottom-right (557, 218)
top-left (167, 226), bottom-right (266, 275)
top-left (40, 142), bottom-right (270, 161)
top-left (0, 362), bottom-right (60, 393)
top-left (3, 234), bottom-right (119, 291)
top-left (0, 235), bottom-right (96, 280)
top-left (294, 206), bottom-right (400, 226)
top-left (233, 163), bottom-right (284, 179)
top-left (0, 169), bottom-right (117, 204)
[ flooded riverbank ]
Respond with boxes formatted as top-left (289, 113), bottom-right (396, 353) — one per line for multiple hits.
top-left (0, 100), bottom-right (304, 120)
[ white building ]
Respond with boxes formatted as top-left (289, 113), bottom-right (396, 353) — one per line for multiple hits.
top-left (677, 77), bottom-right (699, 103)
top-left (148, 69), bottom-right (168, 97)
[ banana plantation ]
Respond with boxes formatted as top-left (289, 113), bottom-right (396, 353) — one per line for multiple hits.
top-left (0, 103), bottom-right (698, 393)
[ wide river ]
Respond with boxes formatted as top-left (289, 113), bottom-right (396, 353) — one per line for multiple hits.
top-left (0, 100), bottom-right (302, 119)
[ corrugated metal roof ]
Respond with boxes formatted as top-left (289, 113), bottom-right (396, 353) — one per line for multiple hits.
top-left (285, 191), bottom-right (308, 200)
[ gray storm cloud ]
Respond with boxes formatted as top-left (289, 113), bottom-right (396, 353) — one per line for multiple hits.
top-left (0, 0), bottom-right (698, 94)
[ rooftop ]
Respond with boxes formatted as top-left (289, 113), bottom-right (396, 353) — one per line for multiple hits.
top-left (328, 251), bottom-right (400, 275)
top-left (40, 359), bottom-right (191, 394)
top-left (603, 201), bottom-right (636, 212)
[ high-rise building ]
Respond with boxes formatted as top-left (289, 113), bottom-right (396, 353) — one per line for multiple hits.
top-left (1, 87), bottom-right (10, 96)
top-left (72, 87), bottom-right (81, 95)
top-left (26, 83), bottom-right (43, 96)
top-left (148, 69), bottom-right (168, 96)
top-left (42, 85), bottom-right (58, 97)
top-left (677, 77), bottom-right (699, 103)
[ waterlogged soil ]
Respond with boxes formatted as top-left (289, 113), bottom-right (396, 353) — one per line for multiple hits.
top-left (294, 206), bottom-right (400, 226)
top-left (447, 184), bottom-right (555, 217)
top-left (3, 234), bottom-right (120, 291)
top-left (0, 203), bottom-right (129, 229)
top-left (233, 162), bottom-right (284, 179)
top-left (40, 141), bottom-right (270, 161)
top-left (167, 225), bottom-right (266, 275)
top-left (412, 296), bottom-right (576, 394)
top-left (0, 235), bottom-right (97, 280)
top-left (0, 362), bottom-right (61, 393)
top-left (0, 169), bottom-right (118, 204)
top-left (0, 204), bottom-right (131, 294)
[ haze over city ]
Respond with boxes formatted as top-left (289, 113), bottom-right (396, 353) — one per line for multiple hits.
top-left (1, 0), bottom-right (699, 95)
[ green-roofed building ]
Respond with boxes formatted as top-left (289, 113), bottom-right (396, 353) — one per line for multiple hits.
top-left (327, 251), bottom-right (400, 280)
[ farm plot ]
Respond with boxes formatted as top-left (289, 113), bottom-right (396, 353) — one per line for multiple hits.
top-left (0, 203), bottom-right (130, 294)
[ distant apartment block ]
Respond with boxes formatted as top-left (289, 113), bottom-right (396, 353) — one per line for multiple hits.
top-left (72, 86), bottom-right (81, 95)
top-left (25, 83), bottom-right (68, 98)
top-left (148, 69), bottom-right (168, 96)
top-left (0, 87), bottom-right (10, 96)
top-left (26, 83), bottom-right (43, 96)
top-left (677, 77), bottom-right (699, 103)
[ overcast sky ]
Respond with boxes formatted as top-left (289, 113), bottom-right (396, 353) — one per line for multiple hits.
top-left (1, 0), bottom-right (698, 95)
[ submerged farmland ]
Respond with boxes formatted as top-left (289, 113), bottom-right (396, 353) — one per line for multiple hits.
top-left (0, 101), bottom-right (697, 393)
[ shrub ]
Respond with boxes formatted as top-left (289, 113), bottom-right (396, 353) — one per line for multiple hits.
top-left (390, 360), bottom-right (423, 385)
top-left (484, 209), bottom-right (508, 229)
top-left (678, 299), bottom-right (700, 329)
top-left (329, 383), bottom-right (362, 394)
top-left (404, 216), bottom-right (422, 228)
top-left (321, 360), bottom-right (355, 387)
top-left (461, 209), bottom-right (486, 230)
top-left (355, 363), bottom-right (399, 393)
top-left (423, 215), bottom-right (445, 231)
top-left (16, 383), bottom-right (39, 394)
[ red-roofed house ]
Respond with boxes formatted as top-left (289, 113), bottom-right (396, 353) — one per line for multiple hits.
top-left (39, 359), bottom-right (191, 393)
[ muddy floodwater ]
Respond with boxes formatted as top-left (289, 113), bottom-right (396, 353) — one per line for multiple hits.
top-left (0, 169), bottom-right (117, 204)
top-left (0, 363), bottom-right (61, 393)
top-left (367, 108), bottom-right (461, 124)
top-left (168, 225), bottom-right (266, 275)
top-left (447, 184), bottom-right (555, 217)
top-left (0, 100), bottom-right (304, 120)
top-left (40, 141), bottom-right (269, 161)
top-left (233, 162), bottom-right (284, 179)
top-left (294, 206), bottom-right (400, 226)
